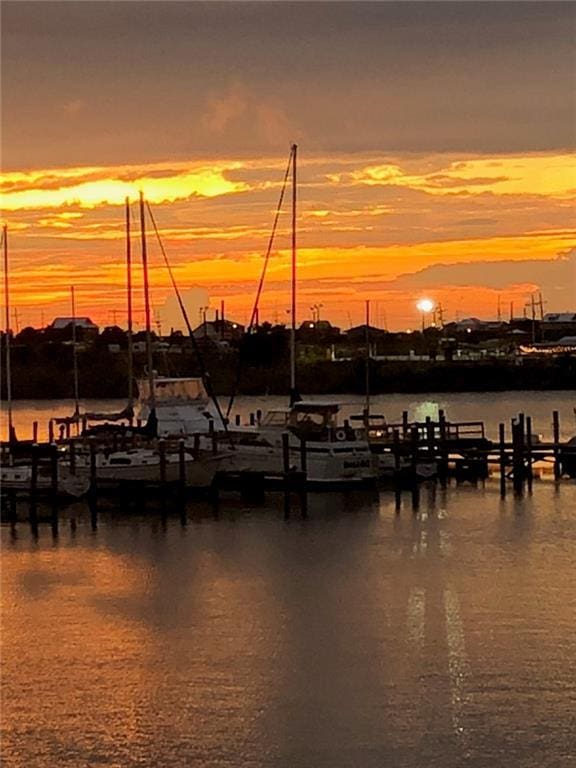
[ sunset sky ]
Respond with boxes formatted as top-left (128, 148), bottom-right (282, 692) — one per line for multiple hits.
top-left (2, 1), bottom-right (575, 331)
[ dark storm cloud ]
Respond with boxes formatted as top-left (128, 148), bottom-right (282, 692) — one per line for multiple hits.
top-left (2, 1), bottom-right (575, 168)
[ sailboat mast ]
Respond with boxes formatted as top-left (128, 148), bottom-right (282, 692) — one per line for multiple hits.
top-left (70, 286), bottom-right (80, 423)
top-left (365, 299), bottom-right (371, 425)
top-left (3, 224), bottom-right (13, 439)
top-left (290, 143), bottom-right (297, 397)
top-left (139, 191), bottom-right (156, 410)
top-left (125, 197), bottom-right (134, 408)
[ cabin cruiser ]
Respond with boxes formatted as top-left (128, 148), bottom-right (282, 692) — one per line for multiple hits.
top-left (215, 402), bottom-right (377, 488)
top-left (136, 376), bottom-right (219, 436)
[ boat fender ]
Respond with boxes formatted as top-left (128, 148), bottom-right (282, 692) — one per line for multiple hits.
top-left (335, 429), bottom-right (347, 442)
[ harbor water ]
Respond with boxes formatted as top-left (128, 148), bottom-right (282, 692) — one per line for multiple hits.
top-left (2, 393), bottom-right (576, 767)
top-left (2, 390), bottom-right (576, 442)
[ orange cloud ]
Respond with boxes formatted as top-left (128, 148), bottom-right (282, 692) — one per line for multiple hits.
top-left (3, 151), bottom-right (574, 329)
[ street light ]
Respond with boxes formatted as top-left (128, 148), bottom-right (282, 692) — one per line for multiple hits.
top-left (416, 298), bottom-right (434, 331)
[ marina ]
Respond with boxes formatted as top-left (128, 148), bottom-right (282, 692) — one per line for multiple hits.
top-left (2, 478), bottom-right (575, 768)
top-left (2, 2), bottom-right (575, 765)
top-left (2, 394), bottom-right (575, 530)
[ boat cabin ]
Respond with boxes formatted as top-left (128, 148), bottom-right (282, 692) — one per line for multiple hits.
top-left (137, 377), bottom-right (209, 406)
top-left (260, 402), bottom-right (351, 441)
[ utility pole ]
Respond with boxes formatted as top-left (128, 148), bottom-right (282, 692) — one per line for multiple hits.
top-left (437, 303), bottom-right (445, 328)
top-left (538, 292), bottom-right (545, 321)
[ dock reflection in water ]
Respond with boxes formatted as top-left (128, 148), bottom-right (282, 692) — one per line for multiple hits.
top-left (2, 481), bottom-right (576, 767)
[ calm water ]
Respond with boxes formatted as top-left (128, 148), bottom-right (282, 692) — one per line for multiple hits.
top-left (2, 393), bottom-right (576, 766)
top-left (2, 390), bottom-right (575, 441)
top-left (2, 481), bottom-right (576, 768)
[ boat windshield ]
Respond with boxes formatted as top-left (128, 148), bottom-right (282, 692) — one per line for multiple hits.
top-left (288, 407), bottom-right (336, 438)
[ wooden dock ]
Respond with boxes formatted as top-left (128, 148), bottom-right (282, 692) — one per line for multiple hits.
top-left (1, 408), bottom-right (574, 528)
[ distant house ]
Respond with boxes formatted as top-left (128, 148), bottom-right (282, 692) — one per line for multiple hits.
top-left (51, 316), bottom-right (99, 332)
top-left (541, 312), bottom-right (576, 340)
top-left (346, 324), bottom-right (387, 342)
top-left (193, 319), bottom-right (244, 342)
top-left (298, 319), bottom-right (340, 342)
top-left (446, 318), bottom-right (506, 333)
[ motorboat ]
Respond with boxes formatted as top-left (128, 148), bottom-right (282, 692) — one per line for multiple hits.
top-left (0, 463), bottom-right (90, 498)
top-left (136, 376), bottom-right (218, 436)
top-left (214, 401), bottom-right (377, 488)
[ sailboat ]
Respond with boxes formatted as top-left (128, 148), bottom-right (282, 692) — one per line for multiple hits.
top-left (0, 225), bottom-right (89, 497)
top-left (211, 145), bottom-right (378, 487)
top-left (2, 224), bottom-right (16, 444)
top-left (71, 192), bottom-right (229, 489)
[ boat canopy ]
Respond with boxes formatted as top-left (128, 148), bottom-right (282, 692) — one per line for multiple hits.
top-left (138, 377), bottom-right (208, 403)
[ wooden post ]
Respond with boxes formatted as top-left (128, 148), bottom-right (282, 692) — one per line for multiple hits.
top-left (48, 419), bottom-right (54, 444)
top-left (69, 440), bottom-right (76, 475)
top-left (193, 434), bottom-right (200, 460)
top-left (299, 471), bottom-right (308, 519)
top-left (50, 443), bottom-right (58, 500)
top-left (178, 439), bottom-right (186, 487)
top-left (552, 410), bottom-right (561, 480)
top-left (179, 438), bottom-right (187, 525)
top-left (32, 421), bottom-right (38, 443)
top-left (282, 432), bottom-right (291, 519)
top-left (411, 481), bottom-right (420, 512)
top-left (512, 420), bottom-right (523, 495)
top-left (89, 440), bottom-right (97, 495)
top-left (410, 426), bottom-right (419, 474)
top-left (410, 426), bottom-right (420, 512)
top-left (65, 421), bottom-right (71, 440)
top-left (425, 416), bottom-right (434, 457)
top-left (30, 443), bottom-right (39, 517)
top-left (300, 437), bottom-right (307, 473)
top-left (256, 409), bottom-right (262, 424)
top-left (438, 412), bottom-right (448, 488)
top-left (393, 428), bottom-right (402, 512)
top-left (518, 412), bottom-right (525, 482)
top-left (159, 439), bottom-right (167, 487)
top-left (402, 410), bottom-right (409, 437)
top-left (393, 429), bottom-right (401, 475)
top-left (526, 415), bottom-right (533, 491)
top-left (499, 422), bottom-right (506, 498)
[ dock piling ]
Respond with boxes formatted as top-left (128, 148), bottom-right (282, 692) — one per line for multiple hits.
top-left (499, 422), bottom-right (506, 498)
top-left (552, 410), bottom-right (561, 480)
